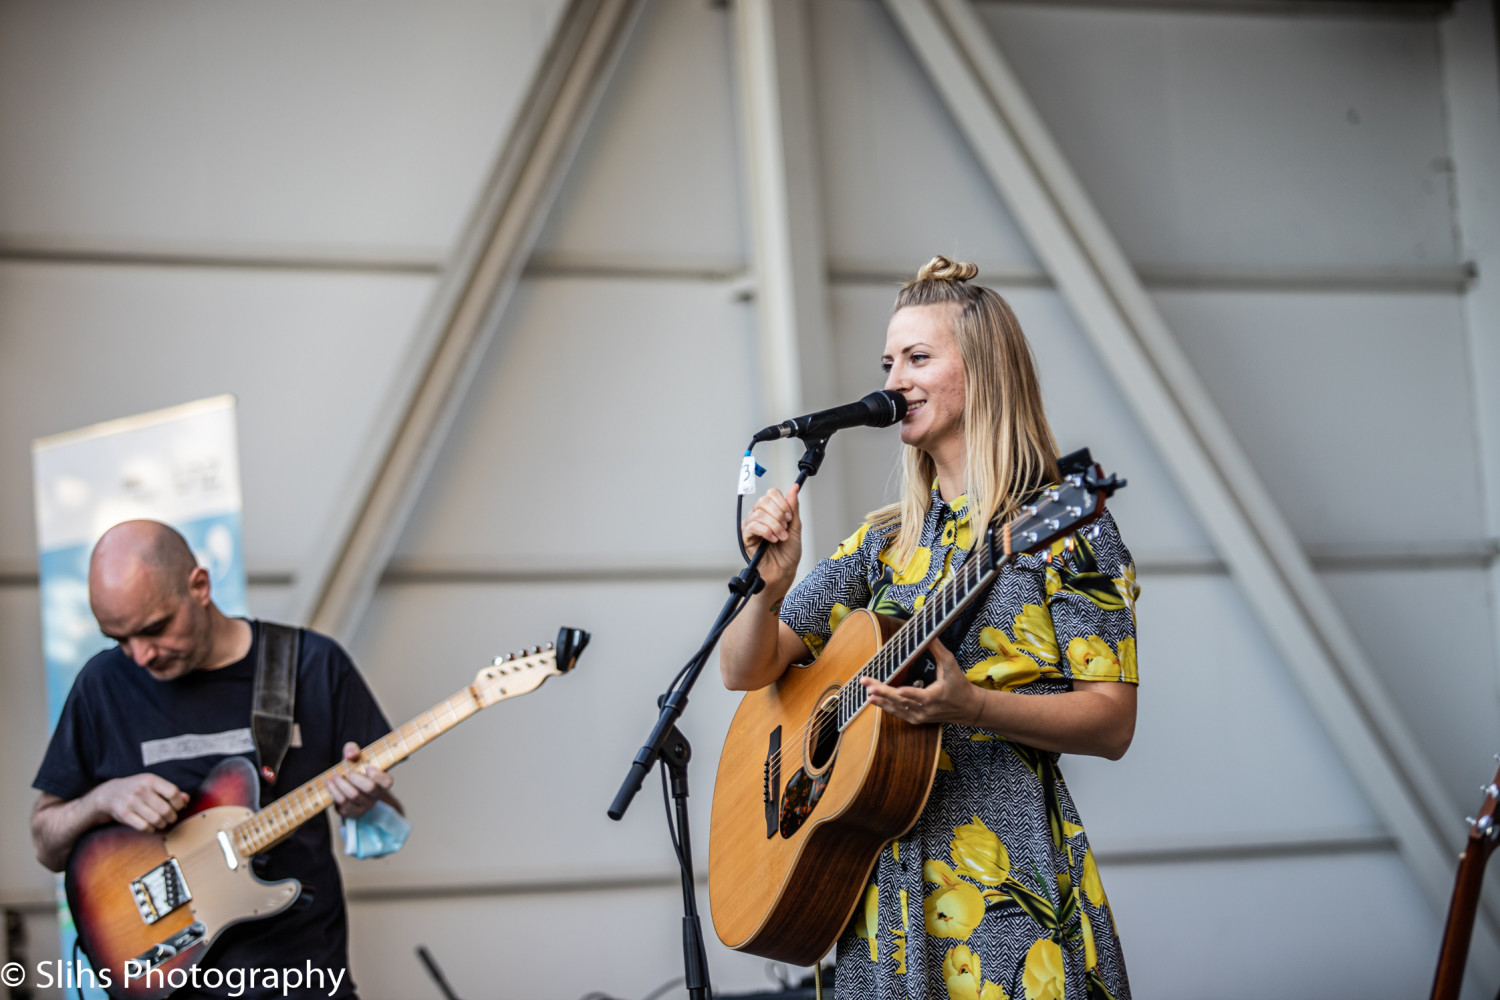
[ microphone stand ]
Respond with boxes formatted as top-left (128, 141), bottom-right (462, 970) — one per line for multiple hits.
top-left (608, 435), bottom-right (830, 1000)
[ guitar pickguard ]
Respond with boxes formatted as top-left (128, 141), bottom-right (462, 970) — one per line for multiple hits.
top-left (778, 755), bottom-right (836, 839)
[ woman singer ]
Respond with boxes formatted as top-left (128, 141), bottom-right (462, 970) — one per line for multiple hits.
top-left (720, 256), bottom-right (1138, 1000)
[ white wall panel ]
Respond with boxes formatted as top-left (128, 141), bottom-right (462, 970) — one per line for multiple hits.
top-left (347, 886), bottom-right (791, 1000)
top-left (0, 0), bottom-right (562, 255)
top-left (979, 3), bottom-right (1459, 278)
top-left (531, 0), bottom-right (748, 270)
top-left (1321, 566), bottom-right (1500, 821)
top-left (0, 263), bottom-right (432, 570)
top-left (0, 587), bottom-right (53, 896)
top-left (1064, 574), bottom-right (1380, 847)
top-left (346, 579), bottom-right (748, 888)
top-left (394, 277), bottom-right (760, 568)
top-left (827, 283), bottom-right (1215, 559)
top-left (1159, 288), bottom-right (1484, 547)
top-left (811, 0), bottom-right (1040, 274)
top-left (1102, 851), bottom-right (1438, 999)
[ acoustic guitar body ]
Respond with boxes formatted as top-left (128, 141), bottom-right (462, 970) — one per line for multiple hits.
top-left (66, 757), bottom-right (300, 1000)
top-left (708, 608), bottom-right (942, 966)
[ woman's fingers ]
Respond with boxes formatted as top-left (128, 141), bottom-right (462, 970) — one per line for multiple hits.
top-left (742, 487), bottom-right (800, 544)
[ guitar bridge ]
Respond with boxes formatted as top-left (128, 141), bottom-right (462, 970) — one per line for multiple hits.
top-left (764, 726), bottom-right (782, 839)
top-left (129, 857), bottom-right (192, 924)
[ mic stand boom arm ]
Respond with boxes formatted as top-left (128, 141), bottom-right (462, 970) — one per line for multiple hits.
top-left (607, 435), bottom-right (830, 1000)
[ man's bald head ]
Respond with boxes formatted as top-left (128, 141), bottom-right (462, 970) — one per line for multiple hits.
top-left (90, 520), bottom-right (199, 601)
top-left (89, 520), bottom-right (221, 680)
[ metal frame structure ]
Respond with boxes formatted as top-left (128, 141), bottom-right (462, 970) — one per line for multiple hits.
top-left (274, 0), bottom-right (1497, 980)
top-left (289, 0), bottom-right (646, 639)
top-left (883, 0), bottom-right (1500, 978)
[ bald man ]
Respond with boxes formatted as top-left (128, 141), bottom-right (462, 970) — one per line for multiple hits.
top-left (31, 520), bottom-right (398, 999)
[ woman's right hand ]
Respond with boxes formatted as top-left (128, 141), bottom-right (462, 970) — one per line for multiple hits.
top-left (742, 483), bottom-right (802, 592)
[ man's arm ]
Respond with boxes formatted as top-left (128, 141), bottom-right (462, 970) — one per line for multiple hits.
top-left (31, 775), bottom-right (189, 872)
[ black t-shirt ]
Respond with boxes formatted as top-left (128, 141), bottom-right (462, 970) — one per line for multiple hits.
top-left (34, 620), bottom-right (391, 999)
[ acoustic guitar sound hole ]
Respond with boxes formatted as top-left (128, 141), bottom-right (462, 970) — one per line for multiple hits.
top-left (807, 698), bottom-right (839, 771)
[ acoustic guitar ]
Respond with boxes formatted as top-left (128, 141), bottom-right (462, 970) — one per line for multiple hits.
top-left (65, 627), bottom-right (590, 1000)
top-left (1430, 759), bottom-right (1500, 1000)
top-left (708, 456), bottom-right (1124, 966)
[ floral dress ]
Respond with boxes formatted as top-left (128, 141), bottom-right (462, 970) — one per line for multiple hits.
top-left (778, 486), bottom-right (1138, 1000)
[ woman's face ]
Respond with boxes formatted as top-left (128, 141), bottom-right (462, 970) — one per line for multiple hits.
top-left (882, 303), bottom-right (967, 458)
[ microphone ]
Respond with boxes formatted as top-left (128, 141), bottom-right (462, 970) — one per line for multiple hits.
top-left (751, 389), bottom-right (908, 443)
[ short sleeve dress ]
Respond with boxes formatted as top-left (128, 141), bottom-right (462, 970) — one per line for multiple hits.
top-left (778, 486), bottom-right (1138, 1000)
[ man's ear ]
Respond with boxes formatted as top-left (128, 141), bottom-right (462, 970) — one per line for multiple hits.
top-left (187, 565), bottom-right (212, 605)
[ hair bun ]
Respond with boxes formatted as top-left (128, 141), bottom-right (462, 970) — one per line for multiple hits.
top-left (916, 255), bottom-right (979, 283)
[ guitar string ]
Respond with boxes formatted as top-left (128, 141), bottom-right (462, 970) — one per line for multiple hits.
top-left (757, 491), bottom-right (1098, 776)
top-left (760, 546), bottom-right (993, 775)
top-left (161, 680), bottom-right (520, 867)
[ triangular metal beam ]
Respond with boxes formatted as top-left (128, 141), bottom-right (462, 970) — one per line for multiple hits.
top-left (883, 0), bottom-right (1500, 980)
top-left (287, 0), bottom-right (645, 640)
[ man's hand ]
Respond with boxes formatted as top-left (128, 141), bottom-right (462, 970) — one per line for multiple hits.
top-left (32, 774), bottom-right (189, 872)
top-left (860, 638), bottom-right (981, 725)
top-left (326, 742), bottom-right (395, 820)
top-left (90, 774), bottom-right (189, 832)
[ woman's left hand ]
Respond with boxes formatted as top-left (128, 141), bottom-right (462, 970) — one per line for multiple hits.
top-left (861, 638), bottom-right (983, 726)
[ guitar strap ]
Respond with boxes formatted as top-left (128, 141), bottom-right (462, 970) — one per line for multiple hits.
top-left (252, 621), bottom-right (300, 786)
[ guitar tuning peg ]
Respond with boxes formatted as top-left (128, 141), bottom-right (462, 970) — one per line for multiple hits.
top-left (506, 652), bottom-right (518, 661)
top-left (544, 642), bottom-right (554, 651)
top-left (1467, 816), bottom-right (1477, 827)
top-left (531, 645), bottom-right (543, 655)
top-left (491, 656), bottom-right (504, 666)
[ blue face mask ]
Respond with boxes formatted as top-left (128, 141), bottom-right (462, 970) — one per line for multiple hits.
top-left (341, 800), bottom-right (412, 858)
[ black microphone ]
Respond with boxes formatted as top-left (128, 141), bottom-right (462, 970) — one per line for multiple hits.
top-left (751, 389), bottom-right (907, 443)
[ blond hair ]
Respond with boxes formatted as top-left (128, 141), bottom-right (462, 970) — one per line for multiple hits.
top-left (868, 256), bottom-right (1060, 565)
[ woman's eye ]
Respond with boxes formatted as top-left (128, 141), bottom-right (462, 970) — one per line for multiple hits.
top-left (880, 361), bottom-right (892, 373)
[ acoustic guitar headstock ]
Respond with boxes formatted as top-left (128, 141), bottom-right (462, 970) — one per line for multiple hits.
top-left (1465, 759), bottom-right (1500, 854)
top-left (984, 447), bottom-right (1127, 564)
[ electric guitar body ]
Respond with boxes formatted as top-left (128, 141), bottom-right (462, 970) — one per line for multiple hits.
top-left (709, 608), bottom-right (941, 967)
top-left (67, 758), bottom-right (297, 997)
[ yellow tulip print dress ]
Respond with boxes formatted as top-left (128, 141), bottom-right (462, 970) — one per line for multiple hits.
top-left (778, 486), bottom-right (1138, 1000)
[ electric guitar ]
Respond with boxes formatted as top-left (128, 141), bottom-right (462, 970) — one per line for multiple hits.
top-left (1430, 760), bottom-right (1500, 1000)
top-left (65, 627), bottom-right (590, 1000)
top-left (707, 453), bottom-right (1124, 966)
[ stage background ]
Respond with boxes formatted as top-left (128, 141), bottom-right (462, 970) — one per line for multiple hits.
top-left (2, 1), bottom-right (1498, 998)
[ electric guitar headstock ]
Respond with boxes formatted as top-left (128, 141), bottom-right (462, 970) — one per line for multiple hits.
top-left (472, 626), bottom-right (590, 709)
top-left (984, 447), bottom-right (1127, 565)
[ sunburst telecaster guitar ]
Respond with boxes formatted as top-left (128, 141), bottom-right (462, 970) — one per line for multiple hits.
top-left (708, 455), bottom-right (1124, 966)
top-left (65, 627), bottom-right (590, 1000)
